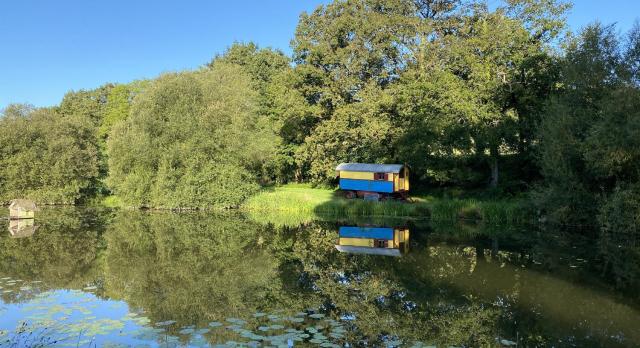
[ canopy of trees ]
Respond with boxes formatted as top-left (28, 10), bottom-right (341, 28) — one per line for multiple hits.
top-left (107, 63), bottom-right (278, 209)
top-left (0, 0), bottom-right (638, 236)
top-left (0, 105), bottom-right (99, 204)
top-left (536, 23), bottom-right (640, 232)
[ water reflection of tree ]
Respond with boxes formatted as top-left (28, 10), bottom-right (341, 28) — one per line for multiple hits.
top-left (428, 222), bottom-right (640, 347)
top-left (277, 220), bottom-right (640, 347)
top-left (102, 211), bottom-right (289, 341)
top-left (270, 222), bottom-right (503, 347)
top-left (2, 208), bottom-right (639, 347)
top-left (0, 207), bottom-right (108, 302)
top-left (597, 229), bottom-right (640, 297)
top-left (101, 213), bottom-right (503, 346)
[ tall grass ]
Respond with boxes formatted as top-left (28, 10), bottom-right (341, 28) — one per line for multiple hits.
top-left (480, 200), bottom-right (532, 224)
top-left (243, 185), bottom-right (533, 225)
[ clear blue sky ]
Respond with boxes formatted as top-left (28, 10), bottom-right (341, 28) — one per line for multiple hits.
top-left (1, 0), bottom-right (638, 110)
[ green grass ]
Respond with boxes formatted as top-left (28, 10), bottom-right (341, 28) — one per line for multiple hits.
top-left (98, 195), bottom-right (124, 208)
top-left (243, 184), bottom-right (532, 226)
top-left (96, 184), bottom-right (531, 226)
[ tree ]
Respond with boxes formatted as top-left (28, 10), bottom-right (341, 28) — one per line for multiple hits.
top-left (297, 84), bottom-right (399, 181)
top-left (276, 0), bottom-right (429, 171)
top-left (434, 1), bottom-right (567, 188)
top-left (210, 43), bottom-right (292, 183)
top-left (277, 0), bottom-right (567, 186)
top-left (292, 0), bottom-right (422, 107)
top-left (537, 23), bottom-right (640, 227)
top-left (99, 84), bottom-right (132, 140)
top-left (210, 42), bottom-right (290, 93)
top-left (391, 64), bottom-right (482, 185)
top-left (107, 63), bottom-right (278, 209)
top-left (0, 105), bottom-right (100, 204)
top-left (57, 85), bottom-right (112, 127)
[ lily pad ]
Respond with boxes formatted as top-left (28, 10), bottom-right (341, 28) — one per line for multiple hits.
top-left (321, 343), bottom-right (341, 348)
top-left (331, 327), bottom-right (346, 334)
top-left (314, 333), bottom-right (327, 340)
top-left (179, 327), bottom-right (195, 334)
top-left (226, 318), bottom-right (246, 325)
top-left (155, 320), bottom-right (176, 327)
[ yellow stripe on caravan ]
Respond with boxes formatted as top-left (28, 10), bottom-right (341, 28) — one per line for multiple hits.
top-left (339, 238), bottom-right (374, 247)
top-left (339, 171), bottom-right (374, 180)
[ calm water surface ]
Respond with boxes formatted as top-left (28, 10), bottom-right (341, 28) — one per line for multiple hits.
top-left (0, 208), bottom-right (638, 347)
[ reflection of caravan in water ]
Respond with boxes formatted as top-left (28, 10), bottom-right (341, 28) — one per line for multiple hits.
top-left (8, 218), bottom-right (38, 238)
top-left (335, 226), bottom-right (410, 256)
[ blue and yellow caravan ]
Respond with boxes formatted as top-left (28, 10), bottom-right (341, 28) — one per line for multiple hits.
top-left (335, 226), bottom-right (410, 257)
top-left (336, 163), bottom-right (409, 199)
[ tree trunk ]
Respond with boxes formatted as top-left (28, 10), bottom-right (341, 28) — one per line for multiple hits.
top-left (491, 238), bottom-right (499, 260)
top-left (489, 147), bottom-right (499, 189)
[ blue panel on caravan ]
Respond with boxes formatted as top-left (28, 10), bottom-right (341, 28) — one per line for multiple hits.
top-left (339, 226), bottom-right (394, 240)
top-left (339, 178), bottom-right (393, 193)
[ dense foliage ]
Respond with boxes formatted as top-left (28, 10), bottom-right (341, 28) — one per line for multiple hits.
top-left (0, 105), bottom-right (99, 203)
top-left (0, 0), bottom-right (638, 235)
top-left (536, 23), bottom-right (640, 231)
top-left (276, 0), bottom-right (567, 188)
top-left (107, 63), bottom-right (278, 208)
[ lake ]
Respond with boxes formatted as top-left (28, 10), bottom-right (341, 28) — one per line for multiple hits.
top-left (0, 207), bottom-right (638, 347)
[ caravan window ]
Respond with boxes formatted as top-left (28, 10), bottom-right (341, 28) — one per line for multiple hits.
top-left (374, 173), bottom-right (387, 180)
top-left (399, 168), bottom-right (405, 178)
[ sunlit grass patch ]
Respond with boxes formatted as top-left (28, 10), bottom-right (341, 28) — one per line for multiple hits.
top-left (101, 195), bottom-right (124, 208)
top-left (243, 184), bottom-right (532, 225)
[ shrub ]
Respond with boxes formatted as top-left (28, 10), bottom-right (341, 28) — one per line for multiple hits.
top-left (0, 105), bottom-right (99, 204)
top-left (599, 185), bottom-right (640, 237)
top-left (107, 63), bottom-right (277, 209)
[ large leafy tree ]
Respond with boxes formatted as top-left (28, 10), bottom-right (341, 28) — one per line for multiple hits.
top-left (107, 63), bottom-right (278, 209)
top-left (537, 23), bottom-right (640, 227)
top-left (0, 105), bottom-right (100, 204)
top-left (279, 0), bottom-right (567, 186)
top-left (210, 43), bottom-right (292, 182)
top-left (210, 42), bottom-right (290, 95)
top-left (280, 0), bottom-right (453, 183)
top-left (403, 0), bottom-right (567, 188)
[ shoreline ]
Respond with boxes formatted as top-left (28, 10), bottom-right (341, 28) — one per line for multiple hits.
top-left (242, 184), bottom-right (533, 225)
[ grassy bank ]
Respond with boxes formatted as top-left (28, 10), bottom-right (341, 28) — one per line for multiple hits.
top-left (243, 184), bottom-right (532, 225)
